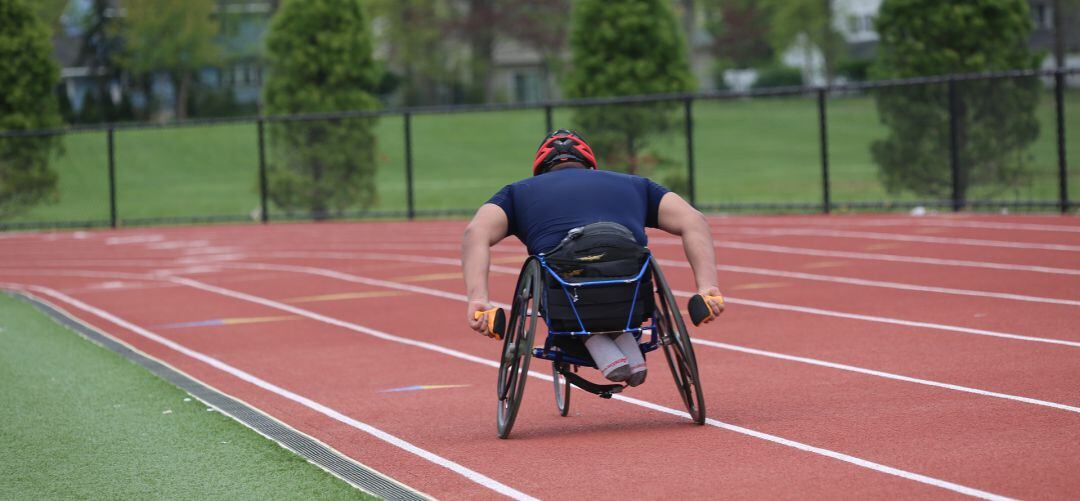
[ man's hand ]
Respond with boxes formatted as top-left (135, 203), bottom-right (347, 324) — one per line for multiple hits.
top-left (467, 298), bottom-right (495, 337)
top-left (697, 286), bottom-right (725, 324)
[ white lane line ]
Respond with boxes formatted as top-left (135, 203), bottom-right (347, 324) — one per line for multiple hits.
top-left (707, 241), bottom-right (1080, 276)
top-left (0, 258), bottom-right (186, 268)
top-left (615, 396), bottom-right (1011, 501)
top-left (655, 259), bottom-right (1080, 307)
top-left (707, 217), bottom-right (1080, 234)
top-left (710, 228), bottom-right (1080, 252)
top-left (29, 285), bottom-right (538, 501)
top-left (241, 257), bottom-right (1080, 349)
top-left (161, 274), bottom-right (1010, 501)
top-left (228, 262), bottom-right (1080, 413)
top-left (105, 234), bottom-right (165, 245)
top-left (698, 293), bottom-right (1080, 348)
top-left (690, 338), bottom-right (1080, 414)
top-left (0, 269), bottom-right (160, 280)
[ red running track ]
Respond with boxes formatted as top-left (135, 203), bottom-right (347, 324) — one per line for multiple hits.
top-left (2, 213), bottom-right (1079, 499)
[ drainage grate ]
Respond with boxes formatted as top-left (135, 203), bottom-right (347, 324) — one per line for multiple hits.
top-left (15, 292), bottom-right (429, 501)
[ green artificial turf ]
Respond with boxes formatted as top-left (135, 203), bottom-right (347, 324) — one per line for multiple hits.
top-left (0, 293), bottom-right (371, 500)
top-left (9, 90), bottom-right (1080, 225)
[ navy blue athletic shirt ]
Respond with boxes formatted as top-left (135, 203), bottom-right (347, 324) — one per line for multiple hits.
top-left (485, 168), bottom-right (670, 255)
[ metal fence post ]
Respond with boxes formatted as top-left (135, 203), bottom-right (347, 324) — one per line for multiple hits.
top-left (947, 79), bottom-right (963, 212)
top-left (256, 117), bottom-right (269, 223)
top-left (817, 88), bottom-right (831, 214)
top-left (1055, 70), bottom-right (1069, 214)
top-left (107, 126), bottom-right (117, 228)
top-left (684, 97), bottom-right (696, 206)
top-left (544, 105), bottom-right (553, 133)
top-left (404, 112), bottom-right (415, 220)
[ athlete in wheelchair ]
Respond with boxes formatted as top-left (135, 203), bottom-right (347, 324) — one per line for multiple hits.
top-left (462, 130), bottom-right (725, 438)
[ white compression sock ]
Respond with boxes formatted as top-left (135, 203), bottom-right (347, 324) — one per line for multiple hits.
top-left (584, 334), bottom-right (630, 382)
top-left (613, 332), bottom-right (647, 386)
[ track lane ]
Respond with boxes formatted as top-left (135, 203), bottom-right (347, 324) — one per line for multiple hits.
top-left (713, 232), bottom-right (1080, 269)
top-left (706, 215), bottom-right (1080, 242)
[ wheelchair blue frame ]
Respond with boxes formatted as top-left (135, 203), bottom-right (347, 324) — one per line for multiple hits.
top-left (530, 253), bottom-right (661, 369)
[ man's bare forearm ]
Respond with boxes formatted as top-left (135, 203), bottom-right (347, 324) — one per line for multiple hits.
top-left (681, 213), bottom-right (719, 292)
top-left (462, 226), bottom-right (492, 301)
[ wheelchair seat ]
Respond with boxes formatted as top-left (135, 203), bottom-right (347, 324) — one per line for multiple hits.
top-left (540, 222), bottom-right (654, 334)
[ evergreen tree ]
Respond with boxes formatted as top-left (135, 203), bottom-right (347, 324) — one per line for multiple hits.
top-left (563, 0), bottom-right (694, 175)
top-left (0, 0), bottom-right (62, 217)
top-left (871, 0), bottom-right (1040, 202)
top-left (263, 0), bottom-right (381, 217)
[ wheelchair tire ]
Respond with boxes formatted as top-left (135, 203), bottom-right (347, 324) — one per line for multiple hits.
top-left (651, 261), bottom-right (707, 425)
top-left (497, 258), bottom-right (542, 439)
top-left (552, 362), bottom-right (571, 417)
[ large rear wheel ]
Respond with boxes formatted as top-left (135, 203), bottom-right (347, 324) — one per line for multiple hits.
top-left (652, 262), bottom-right (706, 425)
top-left (496, 258), bottom-right (542, 438)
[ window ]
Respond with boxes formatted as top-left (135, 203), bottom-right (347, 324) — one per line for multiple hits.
top-left (1033, 4), bottom-right (1054, 30)
top-left (848, 14), bottom-right (876, 35)
top-left (513, 71), bottom-right (541, 103)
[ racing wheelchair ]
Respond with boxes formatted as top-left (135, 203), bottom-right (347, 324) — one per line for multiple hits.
top-left (477, 223), bottom-right (718, 438)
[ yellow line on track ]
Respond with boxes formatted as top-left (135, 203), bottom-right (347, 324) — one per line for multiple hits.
top-left (729, 282), bottom-right (790, 291)
top-left (221, 316), bottom-right (299, 325)
top-left (393, 272), bottom-right (463, 283)
top-left (285, 291), bottom-right (408, 303)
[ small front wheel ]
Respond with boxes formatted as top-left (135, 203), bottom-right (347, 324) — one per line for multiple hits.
top-left (553, 362), bottom-right (571, 417)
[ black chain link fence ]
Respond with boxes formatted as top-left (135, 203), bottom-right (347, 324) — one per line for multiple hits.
top-left (1, 68), bottom-right (1076, 231)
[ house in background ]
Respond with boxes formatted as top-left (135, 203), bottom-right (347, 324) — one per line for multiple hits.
top-left (490, 37), bottom-right (553, 103)
top-left (778, 0), bottom-right (1078, 89)
top-left (1029, 0), bottom-right (1080, 72)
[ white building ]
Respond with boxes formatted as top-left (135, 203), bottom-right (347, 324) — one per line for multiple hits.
top-left (779, 0), bottom-right (882, 87)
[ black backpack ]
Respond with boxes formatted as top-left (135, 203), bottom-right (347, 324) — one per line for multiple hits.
top-left (541, 222), bottom-right (654, 333)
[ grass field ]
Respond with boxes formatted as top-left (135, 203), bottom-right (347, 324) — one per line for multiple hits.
top-left (0, 293), bottom-right (368, 500)
top-left (10, 89), bottom-right (1080, 225)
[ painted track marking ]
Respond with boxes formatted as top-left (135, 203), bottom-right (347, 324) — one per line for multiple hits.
top-left (157, 274), bottom-right (1011, 500)
top-left (707, 217), bottom-right (1080, 233)
top-left (710, 228), bottom-right (1080, 251)
top-left (708, 241), bottom-right (1080, 276)
top-left (28, 285), bottom-right (538, 501)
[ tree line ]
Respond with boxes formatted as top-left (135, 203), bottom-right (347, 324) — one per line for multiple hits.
top-left (0, 0), bottom-right (1053, 218)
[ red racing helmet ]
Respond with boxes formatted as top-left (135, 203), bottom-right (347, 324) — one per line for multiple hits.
top-left (532, 129), bottom-right (597, 175)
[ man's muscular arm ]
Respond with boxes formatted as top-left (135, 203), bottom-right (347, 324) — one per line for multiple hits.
top-left (657, 193), bottom-right (724, 319)
top-left (462, 203), bottom-right (510, 335)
